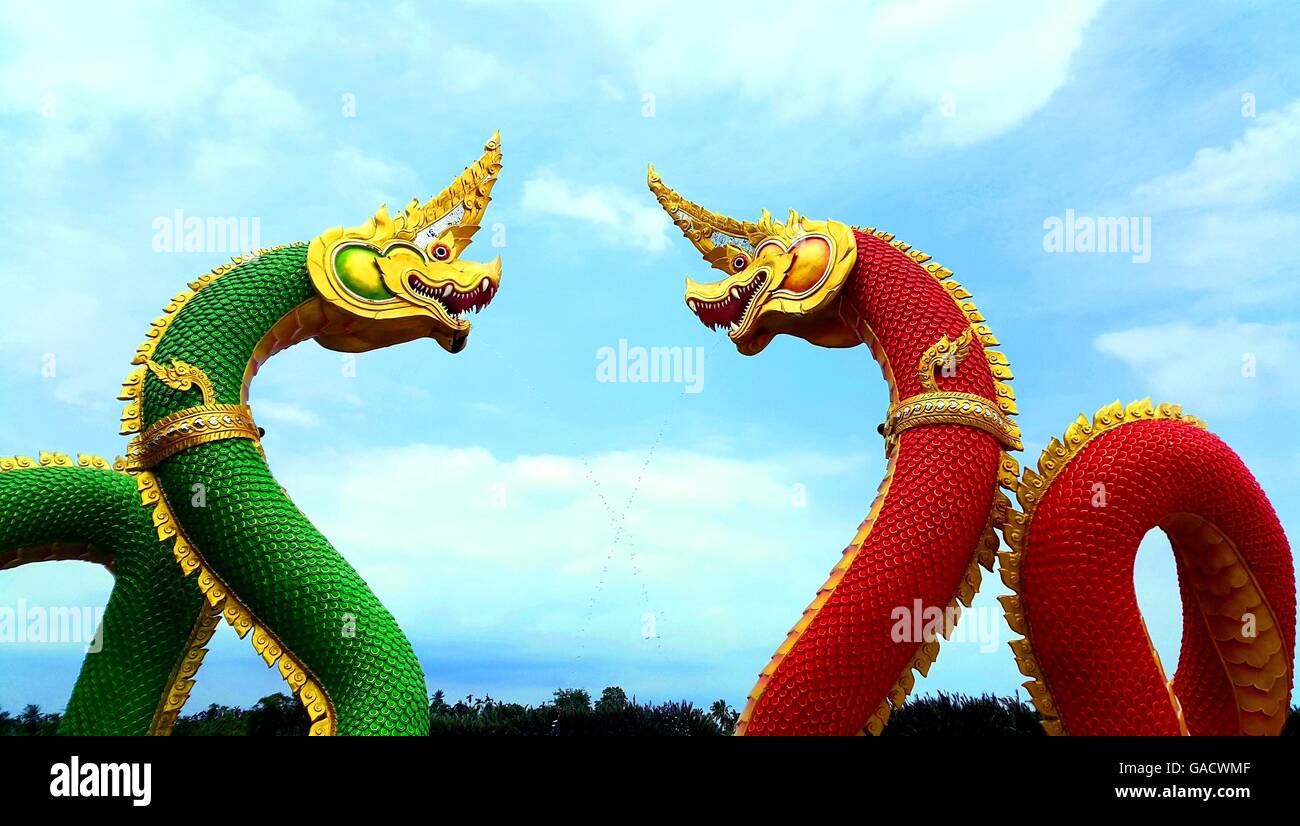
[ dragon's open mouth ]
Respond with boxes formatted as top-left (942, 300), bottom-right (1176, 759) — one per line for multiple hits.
top-left (407, 274), bottom-right (498, 320)
top-left (688, 272), bottom-right (767, 334)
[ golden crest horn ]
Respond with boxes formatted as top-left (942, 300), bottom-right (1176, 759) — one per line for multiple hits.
top-left (384, 131), bottom-right (503, 249)
top-left (307, 133), bottom-right (503, 317)
top-left (647, 163), bottom-right (762, 271)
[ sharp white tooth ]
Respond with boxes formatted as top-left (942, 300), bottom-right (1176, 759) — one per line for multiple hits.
top-left (480, 277), bottom-right (490, 291)
top-left (442, 284), bottom-right (453, 297)
top-left (688, 300), bottom-right (697, 311)
top-left (730, 322), bottom-right (739, 333)
top-left (730, 286), bottom-right (741, 299)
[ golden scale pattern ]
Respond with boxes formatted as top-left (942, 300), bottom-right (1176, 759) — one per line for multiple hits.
top-left (1161, 513), bottom-right (1290, 735)
top-left (114, 243), bottom-right (336, 735)
top-left (996, 399), bottom-right (1207, 736)
top-left (758, 227), bottom-right (1020, 735)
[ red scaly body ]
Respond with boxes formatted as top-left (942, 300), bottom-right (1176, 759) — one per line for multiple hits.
top-left (1003, 411), bottom-right (1294, 735)
top-left (646, 166), bottom-right (1294, 735)
top-left (739, 229), bottom-right (1294, 736)
top-left (739, 230), bottom-right (1009, 735)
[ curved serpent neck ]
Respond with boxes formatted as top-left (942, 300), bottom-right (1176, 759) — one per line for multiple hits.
top-left (839, 229), bottom-right (1004, 405)
top-left (738, 229), bottom-right (1015, 735)
top-left (140, 245), bottom-right (315, 423)
top-left (127, 244), bottom-right (429, 735)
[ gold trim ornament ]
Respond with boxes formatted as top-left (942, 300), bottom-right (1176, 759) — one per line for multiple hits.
top-left (121, 359), bottom-right (262, 470)
top-left (123, 404), bottom-right (261, 471)
top-left (145, 359), bottom-right (216, 405)
top-left (918, 327), bottom-right (974, 391)
top-left (884, 391), bottom-right (1023, 451)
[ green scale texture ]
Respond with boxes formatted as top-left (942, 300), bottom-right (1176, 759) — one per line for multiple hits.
top-left (0, 465), bottom-right (204, 734)
top-left (142, 245), bottom-right (429, 735)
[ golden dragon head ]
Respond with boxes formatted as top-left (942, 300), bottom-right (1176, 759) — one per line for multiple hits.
top-left (647, 164), bottom-right (858, 355)
top-left (307, 133), bottom-right (503, 354)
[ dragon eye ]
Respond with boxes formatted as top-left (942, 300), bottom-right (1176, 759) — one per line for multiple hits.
top-left (429, 243), bottom-right (452, 261)
top-left (731, 254), bottom-right (748, 272)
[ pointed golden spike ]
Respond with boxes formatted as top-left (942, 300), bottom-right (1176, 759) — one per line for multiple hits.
top-left (1063, 413), bottom-right (1092, 447)
top-left (888, 673), bottom-right (913, 707)
top-left (403, 131), bottom-right (502, 247)
top-left (646, 164), bottom-right (761, 270)
top-left (1093, 400), bottom-right (1125, 428)
top-left (1009, 639), bottom-right (1038, 676)
top-left (998, 595), bottom-right (1027, 634)
top-left (118, 366), bottom-right (146, 401)
top-left (1127, 397), bottom-right (1155, 418)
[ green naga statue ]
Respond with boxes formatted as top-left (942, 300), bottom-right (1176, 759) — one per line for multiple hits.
top-left (0, 134), bottom-right (504, 735)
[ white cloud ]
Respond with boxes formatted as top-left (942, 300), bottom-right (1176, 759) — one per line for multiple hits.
top-left (278, 442), bottom-right (867, 665)
top-left (1094, 320), bottom-right (1299, 418)
top-left (522, 171), bottom-right (672, 252)
top-left (0, 222), bottom-right (140, 410)
top-left (589, 0), bottom-right (1104, 146)
top-left (1096, 98), bottom-right (1300, 304)
top-left (0, 6), bottom-right (320, 201)
top-left (1133, 100), bottom-right (1300, 210)
top-left (0, 4), bottom-right (231, 120)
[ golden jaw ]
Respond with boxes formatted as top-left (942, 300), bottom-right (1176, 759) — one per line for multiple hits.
top-left (686, 267), bottom-right (769, 340)
top-left (684, 228), bottom-right (853, 349)
top-left (377, 250), bottom-right (502, 334)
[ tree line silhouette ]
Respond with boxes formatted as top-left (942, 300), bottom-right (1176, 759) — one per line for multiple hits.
top-left (4, 690), bottom-right (1294, 735)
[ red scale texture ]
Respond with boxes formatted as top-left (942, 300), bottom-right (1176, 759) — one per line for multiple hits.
top-left (743, 231), bottom-right (1004, 735)
top-left (1021, 419), bottom-right (1294, 735)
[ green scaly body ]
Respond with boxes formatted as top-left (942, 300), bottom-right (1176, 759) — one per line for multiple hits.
top-left (140, 245), bottom-right (428, 735)
top-left (0, 461), bottom-right (204, 734)
top-left (3, 137), bottom-right (502, 734)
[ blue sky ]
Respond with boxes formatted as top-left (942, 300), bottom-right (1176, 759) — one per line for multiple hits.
top-left (1, 0), bottom-right (1298, 714)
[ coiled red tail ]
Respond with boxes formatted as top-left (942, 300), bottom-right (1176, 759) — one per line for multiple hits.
top-left (1000, 401), bottom-right (1294, 735)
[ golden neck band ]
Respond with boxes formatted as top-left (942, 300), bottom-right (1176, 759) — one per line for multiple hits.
top-left (884, 390), bottom-right (1023, 452)
top-left (123, 404), bottom-right (262, 471)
